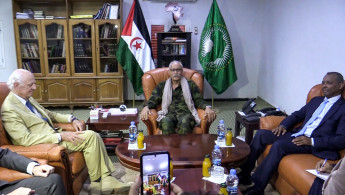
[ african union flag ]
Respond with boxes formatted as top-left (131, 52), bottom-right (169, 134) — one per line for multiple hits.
top-left (198, 0), bottom-right (237, 94)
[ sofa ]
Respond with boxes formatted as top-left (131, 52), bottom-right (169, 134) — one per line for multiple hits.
top-left (259, 82), bottom-right (345, 195)
top-left (0, 82), bottom-right (88, 195)
top-left (141, 67), bottom-right (214, 135)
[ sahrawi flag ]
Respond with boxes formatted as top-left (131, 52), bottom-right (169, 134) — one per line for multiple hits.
top-left (116, 0), bottom-right (155, 96)
top-left (198, 0), bottom-right (237, 94)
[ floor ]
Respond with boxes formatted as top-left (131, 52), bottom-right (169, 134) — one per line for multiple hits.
top-left (49, 98), bottom-right (281, 195)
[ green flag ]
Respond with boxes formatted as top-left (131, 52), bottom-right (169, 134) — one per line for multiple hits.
top-left (198, 0), bottom-right (237, 94)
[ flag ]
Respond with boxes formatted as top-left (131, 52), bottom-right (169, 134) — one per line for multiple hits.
top-left (116, 0), bottom-right (155, 96)
top-left (198, 0), bottom-right (237, 94)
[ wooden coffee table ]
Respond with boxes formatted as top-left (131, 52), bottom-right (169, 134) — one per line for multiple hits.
top-left (86, 110), bottom-right (139, 132)
top-left (174, 168), bottom-right (242, 195)
top-left (115, 134), bottom-right (250, 171)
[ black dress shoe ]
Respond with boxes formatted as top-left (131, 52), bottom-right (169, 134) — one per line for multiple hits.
top-left (242, 186), bottom-right (264, 195)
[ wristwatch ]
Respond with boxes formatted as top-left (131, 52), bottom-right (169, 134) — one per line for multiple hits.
top-left (71, 116), bottom-right (78, 122)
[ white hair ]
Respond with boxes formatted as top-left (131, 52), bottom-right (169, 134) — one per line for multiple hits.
top-left (168, 61), bottom-right (183, 69)
top-left (7, 69), bottom-right (29, 90)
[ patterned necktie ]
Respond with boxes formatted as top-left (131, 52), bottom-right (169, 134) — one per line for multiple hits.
top-left (292, 99), bottom-right (329, 137)
top-left (26, 101), bottom-right (56, 131)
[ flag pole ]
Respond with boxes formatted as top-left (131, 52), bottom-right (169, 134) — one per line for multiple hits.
top-left (132, 88), bottom-right (135, 108)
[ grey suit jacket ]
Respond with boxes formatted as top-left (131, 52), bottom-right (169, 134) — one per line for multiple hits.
top-left (323, 158), bottom-right (345, 195)
top-left (0, 148), bottom-right (33, 188)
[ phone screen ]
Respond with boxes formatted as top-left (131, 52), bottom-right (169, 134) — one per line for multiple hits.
top-left (140, 151), bottom-right (170, 195)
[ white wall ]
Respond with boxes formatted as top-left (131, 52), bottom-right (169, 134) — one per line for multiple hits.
top-left (257, 0), bottom-right (345, 113)
top-left (0, 0), bottom-right (17, 81)
top-left (2, 0), bottom-right (345, 114)
top-left (124, 0), bottom-right (262, 100)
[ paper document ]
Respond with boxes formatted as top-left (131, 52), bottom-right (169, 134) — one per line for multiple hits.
top-left (109, 108), bottom-right (137, 116)
top-left (306, 169), bottom-right (330, 181)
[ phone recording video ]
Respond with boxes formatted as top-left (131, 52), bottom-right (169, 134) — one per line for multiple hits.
top-left (140, 151), bottom-right (170, 195)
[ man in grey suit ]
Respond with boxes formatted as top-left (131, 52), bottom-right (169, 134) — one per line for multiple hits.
top-left (0, 148), bottom-right (66, 195)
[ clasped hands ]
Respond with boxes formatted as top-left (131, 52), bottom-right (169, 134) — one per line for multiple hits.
top-left (8, 164), bottom-right (55, 195)
top-left (60, 119), bottom-right (86, 145)
top-left (273, 125), bottom-right (312, 146)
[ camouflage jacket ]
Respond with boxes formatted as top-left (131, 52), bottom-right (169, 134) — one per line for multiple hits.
top-left (144, 80), bottom-right (208, 116)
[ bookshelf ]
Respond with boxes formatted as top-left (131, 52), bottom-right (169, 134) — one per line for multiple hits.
top-left (157, 32), bottom-right (191, 68)
top-left (12, 0), bottom-right (124, 107)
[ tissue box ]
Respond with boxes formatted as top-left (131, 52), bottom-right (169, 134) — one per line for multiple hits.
top-left (90, 110), bottom-right (99, 120)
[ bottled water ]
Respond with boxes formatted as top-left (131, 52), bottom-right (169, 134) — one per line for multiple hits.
top-left (211, 144), bottom-right (222, 166)
top-left (226, 169), bottom-right (239, 195)
top-left (217, 120), bottom-right (226, 144)
top-left (211, 145), bottom-right (223, 182)
top-left (129, 121), bottom-right (137, 144)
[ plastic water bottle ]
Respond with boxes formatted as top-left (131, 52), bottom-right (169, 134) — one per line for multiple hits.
top-left (226, 169), bottom-right (239, 195)
top-left (129, 121), bottom-right (137, 144)
top-left (212, 144), bottom-right (222, 166)
top-left (217, 120), bottom-right (226, 144)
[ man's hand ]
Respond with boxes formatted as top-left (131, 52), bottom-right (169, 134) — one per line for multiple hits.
top-left (72, 119), bottom-right (85, 132)
top-left (60, 131), bottom-right (85, 145)
top-left (315, 160), bottom-right (333, 173)
top-left (292, 136), bottom-right (312, 146)
top-left (272, 125), bottom-right (287, 136)
top-left (8, 187), bottom-right (35, 195)
top-left (204, 107), bottom-right (216, 122)
top-left (140, 106), bottom-right (151, 121)
top-left (32, 164), bottom-right (55, 177)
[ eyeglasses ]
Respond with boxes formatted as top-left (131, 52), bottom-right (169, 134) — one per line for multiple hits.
top-left (169, 68), bottom-right (183, 72)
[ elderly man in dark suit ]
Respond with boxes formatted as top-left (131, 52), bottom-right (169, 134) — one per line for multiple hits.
top-left (240, 72), bottom-right (345, 195)
top-left (0, 148), bottom-right (66, 195)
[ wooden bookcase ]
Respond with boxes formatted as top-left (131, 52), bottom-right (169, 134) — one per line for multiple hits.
top-left (12, 0), bottom-right (124, 107)
top-left (157, 32), bottom-right (191, 68)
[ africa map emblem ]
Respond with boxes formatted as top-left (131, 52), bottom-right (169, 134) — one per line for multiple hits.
top-left (199, 24), bottom-right (233, 71)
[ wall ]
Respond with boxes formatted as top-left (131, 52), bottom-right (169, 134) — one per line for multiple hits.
top-left (258, 0), bottom-right (345, 113)
top-left (124, 0), bottom-right (263, 100)
top-left (0, 0), bottom-right (17, 81)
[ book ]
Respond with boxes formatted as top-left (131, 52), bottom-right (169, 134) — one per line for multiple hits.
top-left (306, 169), bottom-right (330, 181)
top-left (109, 4), bottom-right (119, 19)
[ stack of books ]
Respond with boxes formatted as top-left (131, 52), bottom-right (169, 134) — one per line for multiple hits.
top-left (16, 8), bottom-right (34, 19)
top-left (33, 11), bottom-right (45, 19)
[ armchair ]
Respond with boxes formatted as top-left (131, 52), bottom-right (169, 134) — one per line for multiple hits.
top-left (0, 82), bottom-right (88, 195)
top-left (259, 82), bottom-right (345, 195)
top-left (141, 67), bottom-right (213, 135)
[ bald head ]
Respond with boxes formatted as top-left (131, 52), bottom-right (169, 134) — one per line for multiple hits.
top-left (8, 69), bottom-right (36, 100)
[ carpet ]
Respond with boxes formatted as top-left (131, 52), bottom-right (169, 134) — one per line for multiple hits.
top-left (79, 163), bottom-right (139, 195)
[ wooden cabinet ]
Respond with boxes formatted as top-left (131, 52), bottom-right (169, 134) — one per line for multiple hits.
top-left (157, 32), bottom-right (191, 68)
top-left (12, 0), bottom-right (124, 107)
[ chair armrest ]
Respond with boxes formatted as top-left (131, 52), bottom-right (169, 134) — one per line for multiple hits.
top-left (260, 116), bottom-right (286, 130)
top-left (1, 144), bottom-right (67, 162)
top-left (54, 120), bottom-right (85, 132)
top-left (0, 167), bottom-right (32, 182)
top-left (142, 110), bottom-right (158, 135)
top-left (197, 108), bottom-right (214, 134)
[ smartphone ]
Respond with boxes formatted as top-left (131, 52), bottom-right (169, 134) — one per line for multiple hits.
top-left (140, 151), bottom-right (171, 195)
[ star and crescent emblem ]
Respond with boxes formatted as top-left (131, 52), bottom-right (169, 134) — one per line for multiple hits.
top-left (130, 37), bottom-right (143, 51)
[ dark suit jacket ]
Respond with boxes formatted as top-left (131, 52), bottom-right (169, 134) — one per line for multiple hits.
top-left (280, 96), bottom-right (345, 160)
top-left (0, 148), bottom-right (33, 188)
